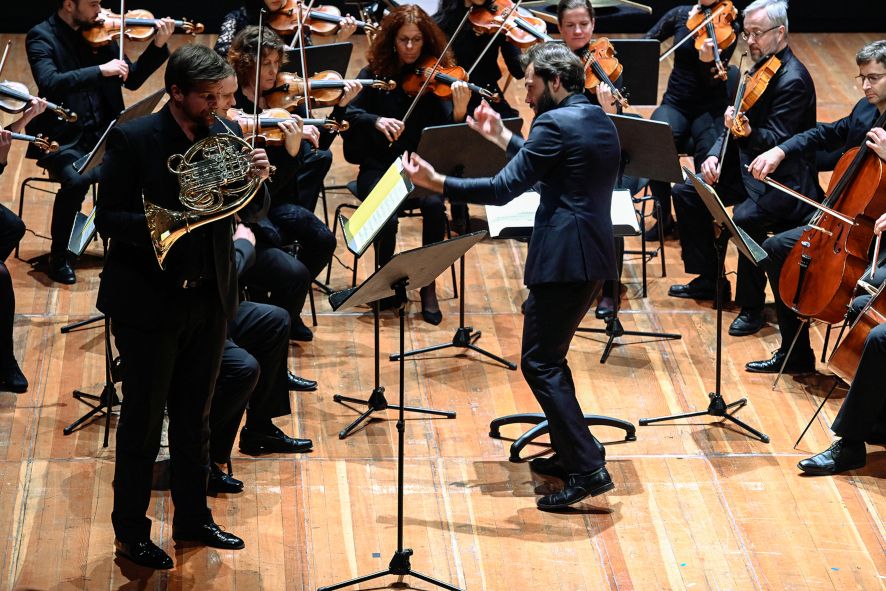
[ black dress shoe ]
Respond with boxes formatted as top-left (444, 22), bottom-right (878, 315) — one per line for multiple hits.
top-left (728, 307), bottom-right (765, 336)
top-left (287, 371), bottom-right (317, 391)
top-left (745, 349), bottom-right (815, 374)
top-left (530, 439), bottom-right (607, 480)
top-left (208, 463), bottom-right (243, 494)
top-left (421, 308), bottom-right (443, 325)
top-left (536, 467), bottom-right (614, 510)
top-left (172, 521), bottom-right (245, 549)
top-left (114, 539), bottom-right (173, 569)
top-left (290, 319), bottom-right (314, 342)
top-left (595, 296), bottom-right (615, 319)
top-left (0, 358), bottom-right (28, 393)
top-left (798, 439), bottom-right (866, 475)
top-left (239, 424), bottom-right (313, 454)
top-left (668, 276), bottom-right (729, 301)
top-left (47, 255), bottom-right (76, 285)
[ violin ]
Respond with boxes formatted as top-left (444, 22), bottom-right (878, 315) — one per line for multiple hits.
top-left (401, 57), bottom-right (501, 102)
top-left (686, 1), bottom-right (736, 81)
top-left (82, 7), bottom-right (204, 47)
top-left (468, 0), bottom-right (553, 49)
top-left (728, 55), bottom-right (781, 137)
top-left (268, 0), bottom-right (378, 37)
top-left (0, 128), bottom-right (58, 153)
top-left (226, 108), bottom-right (348, 145)
top-left (0, 81), bottom-right (76, 123)
top-left (580, 39), bottom-right (629, 109)
top-left (264, 71), bottom-right (394, 110)
top-left (775, 108), bottom-right (886, 325)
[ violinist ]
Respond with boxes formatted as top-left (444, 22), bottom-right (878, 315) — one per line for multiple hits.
top-left (215, 0), bottom-right (357, 59)
top-left (341, 4), bottom-right (471, 325)
top-left (433, 0), bottom-right (524, 119)
top-left (668, 0), bottom-right (818, 339)
top-left (26, 0), bottom-right (173, 285)
top-left (0, 98), bottom-right (48, 395)
top-left (797, 214), bottom-right (886, 476)
top-left (557, 0), bottom-right (619, 116)
top-left (228, 26), bottom-right (356, 341)
top-left (743, 40), bottom-right (886, 375)
top-left (644, 0), bottom-right (740, 240)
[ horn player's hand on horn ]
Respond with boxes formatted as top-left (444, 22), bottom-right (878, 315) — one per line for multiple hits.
top-left (249, 148), bottom-right (271, 180)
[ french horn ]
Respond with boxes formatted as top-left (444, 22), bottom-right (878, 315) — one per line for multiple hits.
top-left (145, 132), bottom-right (263, 268)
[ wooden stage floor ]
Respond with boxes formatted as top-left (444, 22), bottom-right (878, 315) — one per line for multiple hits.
top-left (1, 31), bottom-right (884, 590)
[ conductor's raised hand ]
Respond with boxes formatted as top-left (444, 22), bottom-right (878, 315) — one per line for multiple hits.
top-left (466, 100), bottom-right (511, 150)
top-left (401, 151), bottom-right (444, 192)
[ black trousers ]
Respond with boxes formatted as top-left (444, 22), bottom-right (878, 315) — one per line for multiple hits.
top-left (0, 205), bottom-right (25, 370)
top-left (267, 203), bottom-right (336, 279)
top-left (357, 165), bottom-right (446, 266)
top-left (43, 150), bottom-right (99, 257)
top-left (295, 147), bottom-right (333, 214)
top-left (211, 302), bottom-right (291, 464)
top-left (832, 323), bottom-right (886, 440)
top-left (522, 281), bottom-right (605, 474)
top-left (648, 102), bottom-right (722, 220)
top-left (110, 285), bottom-right (227, 542)
top-left (672, 175), bottom-right (796, 309)
top-left (244, 245), bottom-right (311, 334)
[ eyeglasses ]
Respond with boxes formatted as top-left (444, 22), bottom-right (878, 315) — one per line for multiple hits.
top-left (741, 26), bottom-right (780, 41)
top-left (856, 73), bottom-right (886, 86)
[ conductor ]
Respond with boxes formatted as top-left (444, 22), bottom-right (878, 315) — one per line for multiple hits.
top-left (402, 42), bottom-right (620, 510)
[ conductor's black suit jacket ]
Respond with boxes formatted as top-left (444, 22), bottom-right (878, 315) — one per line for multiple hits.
top-left (95, 105), bottom-right (240, 329)
top-left (709, 46), bottom-right (819, 222)
top-left (25, 13), bottom-right (169, 165)
top-left (444, 93), bottom-right (621, 286)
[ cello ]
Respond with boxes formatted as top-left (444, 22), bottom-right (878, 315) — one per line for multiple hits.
top-left (775, 108), bottom-right (886, 324)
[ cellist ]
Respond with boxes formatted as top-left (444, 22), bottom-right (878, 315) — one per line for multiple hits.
top-left (668, 0), bottom-right (818, 339)
top-left (744, 40), bottom-right (886, 374)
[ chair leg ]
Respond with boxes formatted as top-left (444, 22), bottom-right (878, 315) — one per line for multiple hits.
top-left (15, 179), bottom-right (28, 260)
top-left (444, 217), bottom-right (458, 298)
top-left (319, 186), bottom-right (330, 228)
top-left (308, 283), bottom-right (318, 327)
top-left (656, 199), bottom-right (667, 277)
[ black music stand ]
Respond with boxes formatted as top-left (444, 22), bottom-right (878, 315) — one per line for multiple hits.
top-left (320, 232), bottom-right (484, 591)
top-left (639, 169), bottom-right (770, 442)
top-left (577, 114), bottom-right (683, 363)
top-left (282, 42), bottom-right (353, 77)
top-left (609, 39), bottom-right (661, 106)
top-left (390, 119), bottom-right (524, 370)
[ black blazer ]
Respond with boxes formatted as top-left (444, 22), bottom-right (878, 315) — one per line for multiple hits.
top-left (780, 98), bottom-right (881, 164)
top-left (709, 46), bottom-right (819, 222)
top-left (25, 13), bottom-right (168, 165)
top-left (444, 93), bottom-right (621, 286)
top-left (95, 106), bottom-right (240, 328)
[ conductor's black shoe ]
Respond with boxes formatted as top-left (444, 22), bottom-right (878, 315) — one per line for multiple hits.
top-left (745, 349), bottom-right (815, 374)
top-left (536, 467), bottom-right (614, 510)
top-left (728, 307), bottom-right (765, 336)
top-left (797, 439), bottom-right (866, 475)
top-left (668, 276), bottom-right (728, 301)
top-left (114, 539), bottom-right (173, 570)
top-left (290, 319), bottom-right (313, 342)
top-left (47, 255), bottom-right (76, 285)
top-left (0, 358), bottom-right (28, 393)
top-left (530, 439), bottom-right (606, 480)
top-left (595, 296), bottom-right (615, 319)
top-left (287, 372), bottom-right (317, 391)
top-left (172, 521), bottom-right (245, 550)
top-left (208, 464), bottom-right (243, 494)
top-left (239, 424), bottom-right (313, 455)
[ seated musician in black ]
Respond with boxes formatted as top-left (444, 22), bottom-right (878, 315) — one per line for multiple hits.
top-left (26, 0), bottom-right (173, 284)
top-left (644, 0), bottom-right (739, 240)
top-left (668, 0), bottom-right (818, 339)
top-left (0, 99), bottom-right (47, 394)
top-left (341, 4), bottom-right (470, 325)
top-left (228, 26), bottom-right (357, 340)
top-left (798, 212), bottom-right (886, 475)
top-left (743, 40), bottom-right (886, 373)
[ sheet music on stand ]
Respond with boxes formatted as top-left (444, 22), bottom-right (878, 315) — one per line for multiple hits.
top-left (341, 159), bottom-right (414, 256)
top-left (485, 189), bottom-right (639, 238)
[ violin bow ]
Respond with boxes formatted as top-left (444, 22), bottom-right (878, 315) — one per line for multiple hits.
top-left (659, 4), bottom-right (726, 62)
top-left (400, 6), bottom-right (469, 129)
top-left (119, 0), bottom-right (126, 62)
top-left (0, 41), bottom-right (12, 78)
top-left (295, 0), bottom-right (316, 118)
top-left (253, 9), bottom-right (266, 149)
top-left (467, 0), bottom-right (526, 78)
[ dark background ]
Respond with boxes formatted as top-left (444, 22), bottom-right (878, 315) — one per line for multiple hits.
top-left (2, 1), bottom-right (879, 33)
